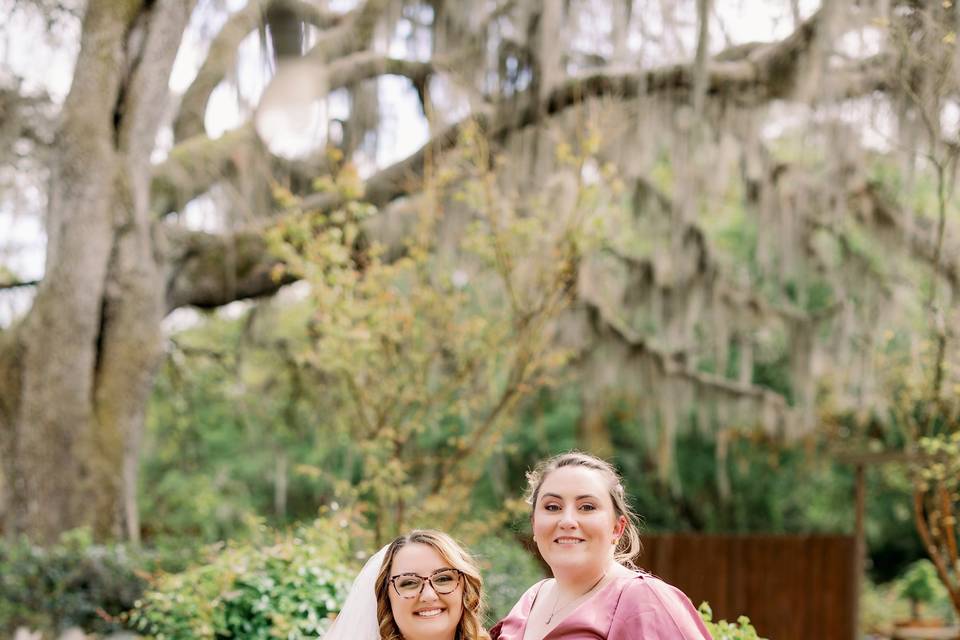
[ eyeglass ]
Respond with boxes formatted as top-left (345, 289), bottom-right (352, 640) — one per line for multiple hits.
top-left (390, 568), bottom-right (463, 598)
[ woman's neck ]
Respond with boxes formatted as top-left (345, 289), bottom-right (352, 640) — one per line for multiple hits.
top-left (551, 559), bottom-right (617, 596)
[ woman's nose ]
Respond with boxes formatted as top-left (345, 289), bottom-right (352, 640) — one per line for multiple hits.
top-left (419, 582), bottom-right (440, 601)
top-left (559, 506), bottom-right (577, 527)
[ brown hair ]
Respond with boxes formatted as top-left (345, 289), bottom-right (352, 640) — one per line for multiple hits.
top-left (375, 530), bottom-right (490, 640)
top-left (526, 451), bottom-right (642, 568)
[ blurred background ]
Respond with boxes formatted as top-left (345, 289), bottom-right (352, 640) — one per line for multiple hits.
top-left (1, 0), bottom-right (960, 638)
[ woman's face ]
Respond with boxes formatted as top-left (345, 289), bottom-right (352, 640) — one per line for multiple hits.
top-left (387, 542), bottom-right (464, 640)
top-left (532, 465), bottom-right (626, 577)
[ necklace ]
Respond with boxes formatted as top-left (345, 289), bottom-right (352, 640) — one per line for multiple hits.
top-left (545, 570), bottom-right (607, 625)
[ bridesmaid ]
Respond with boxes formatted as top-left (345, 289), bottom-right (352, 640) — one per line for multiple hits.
top-left (490, 452), bottom-right (711, 639)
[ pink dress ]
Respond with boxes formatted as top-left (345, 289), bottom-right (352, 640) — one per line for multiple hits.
top-left (490, 573), bottom-right (712, 640)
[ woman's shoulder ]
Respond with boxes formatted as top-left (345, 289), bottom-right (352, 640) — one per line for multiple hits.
top-left (618, 571), bottom-right (694, 606)
top-left (611, 571), bottom-right (711, 638)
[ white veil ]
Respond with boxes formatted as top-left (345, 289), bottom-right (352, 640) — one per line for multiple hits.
top-left (323, 545), bottom-right (389, 640)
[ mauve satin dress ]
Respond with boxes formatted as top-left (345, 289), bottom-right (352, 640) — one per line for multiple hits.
top-left (489, 572), bottom-right (713, 640)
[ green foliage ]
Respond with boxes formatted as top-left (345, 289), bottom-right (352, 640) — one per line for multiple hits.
top-left (143, 299), bottom-right (338, 543)
top-left (471, 535), bottom-right (545, 624)
top-left (698, 602), bottom-right (767, 639)
top-left (260, 122), bottom-right (621, 540)
top-left (898, 560), bottom-right (944, 609)
top-left (861, 572), bottom-right (956, 636)
top-left (130, 517), bottom-right (362, 639)
top-left (608, 408), bottom-right (854, 533)
top-left (0, 529), bottom-right (145, 636)
top-left (916, 432), bottom-right (960, 487)
top-left (910, 430), bottom-right (960, 618)
top-left (0, 264), bottom-right (20, 287)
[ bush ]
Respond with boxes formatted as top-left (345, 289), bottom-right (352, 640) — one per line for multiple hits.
top-left (471, 535), bottom-right (546, 624)
top-left (129, 518), bottom-right (360, 639)
top-left (0, 528), bottom-right (146, 636)
top-left (898, 559), bottom-right (945, 620)
top-left (698, 602), bottom-right (767, 640)
top-left (861, 569), bottom-right (955, 636)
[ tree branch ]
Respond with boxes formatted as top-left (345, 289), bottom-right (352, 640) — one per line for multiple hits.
top-left (151, 124), bottom-right (260, 217)
top-left (168, 4), bottom-right (893, 221)
top-left (0, 279), bottom-right (41, 291)
top-left (301, 0), bottom-right (388, 64)
top-left (851, 179), bottom-right (960, 291)
top-left (118, 0), bottom-right (197, 165)
top-left (326, 52), bottom-right (435, 89)
top-left (159, 53), bottom-right (436, 217)
top-left (159, 5), bottom-right (905, 317)
top-left (163, 223), bottom-right (295, 312)
top-left (583, 300), bottom-right (791, 419)
top-left (0, 85), bottom-right (54, 148)
top-left (298, 10), bottom-right (888, 213)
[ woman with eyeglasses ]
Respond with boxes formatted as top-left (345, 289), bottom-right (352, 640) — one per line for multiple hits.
top-left (324, 529), bottom-right (490, 640)
top-left (490, 452), bottom-right (711, 640)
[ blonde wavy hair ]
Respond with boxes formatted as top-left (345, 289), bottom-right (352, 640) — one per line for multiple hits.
top-left (375, 530), bottom-right (490, 640)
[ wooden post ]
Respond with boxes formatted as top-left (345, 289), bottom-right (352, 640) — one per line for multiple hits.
top-left (853, 463), bottom-right (866, 640)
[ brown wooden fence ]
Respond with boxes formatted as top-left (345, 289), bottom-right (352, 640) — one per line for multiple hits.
top-left (638, 534), bottom-right (857, 640)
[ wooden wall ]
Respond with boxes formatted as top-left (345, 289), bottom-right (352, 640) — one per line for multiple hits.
top-left (639, 534), bottom-right (857, 640)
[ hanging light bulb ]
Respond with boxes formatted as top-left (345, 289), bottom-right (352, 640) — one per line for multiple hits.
top-left (255, 59), bottom-right (329, 159)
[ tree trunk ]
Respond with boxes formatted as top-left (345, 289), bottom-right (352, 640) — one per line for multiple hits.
top-left (274, 451), bottom-right (288, 520)
top-left (3, 0), bottom-right (194, 544)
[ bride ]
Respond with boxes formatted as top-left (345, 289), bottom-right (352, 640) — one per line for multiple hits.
top-left (324, 529), bottom-right (491, 640)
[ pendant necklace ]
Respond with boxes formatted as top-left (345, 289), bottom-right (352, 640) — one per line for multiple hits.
top-left (545, 570), bottom-right (607, 625)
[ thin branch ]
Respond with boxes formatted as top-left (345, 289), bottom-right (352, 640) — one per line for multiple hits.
top-left (173, 1), bottom-right (265, 141)
top-left (915, 489), bottom-right (960, 612)
top-left (692, 0), bottom-right (711, 116)
top-left (326, 52), bottom-right (435, 90)
top-left (0, 279), bottom-right (41, 291)
top-left (940, 482), bottom-right (959, 569)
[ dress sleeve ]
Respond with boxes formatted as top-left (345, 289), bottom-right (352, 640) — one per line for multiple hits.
top-left (607, 576), bottom-right (712, 640)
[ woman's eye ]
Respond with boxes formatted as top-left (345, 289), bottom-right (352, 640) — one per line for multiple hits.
top-left (434, 574), bottom-right (454, 585)
top-left (398, 579), bottom-right (420, 589)
top-left (544, 503), bottom-right (561, 511)
top-left (579, 503), bottom-right (597, 511)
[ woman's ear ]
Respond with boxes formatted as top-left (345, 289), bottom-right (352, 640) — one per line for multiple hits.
top-left (613, 515), bottom-right (627, 539)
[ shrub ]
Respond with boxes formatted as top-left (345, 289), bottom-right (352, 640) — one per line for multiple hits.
top-left (0, 528), bottom-right (145, 636)
top-left (898, 559), bottom-right (946, 620)
top-left (698, 602), bottom-right (767, 640)
top-left (129, 518), bottom-right (360, 639)
top-left (471, 535), bottom-right (546, 624)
